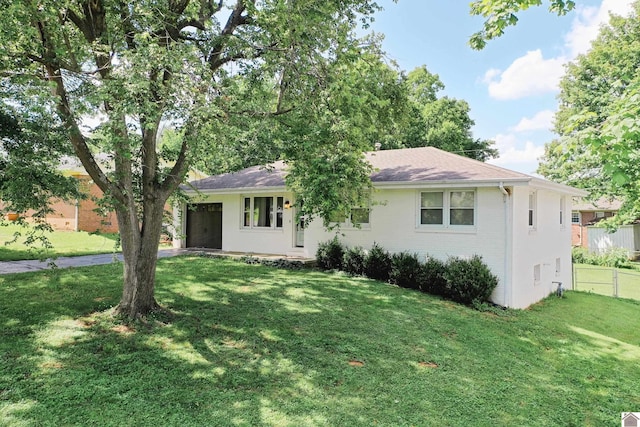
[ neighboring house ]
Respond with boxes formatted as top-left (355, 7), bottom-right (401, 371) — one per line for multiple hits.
top-left (174, 147), bottom-right (586, 309)
top-left (571, 197), bottom-right (639, 258)
top-left (571, 197), bottom-right (621, 247)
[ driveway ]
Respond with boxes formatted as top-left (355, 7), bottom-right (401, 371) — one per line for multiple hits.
top-left (0, 248), bottom-right (189, 275)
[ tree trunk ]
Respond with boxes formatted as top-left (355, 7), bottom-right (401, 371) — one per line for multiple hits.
top-left (113, 198), bottom-right (166, 318)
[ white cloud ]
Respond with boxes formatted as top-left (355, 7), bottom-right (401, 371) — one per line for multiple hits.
top-left (487, 133), bottom-right (546, 174)
top-left (483, 0), bottom-right (635, 100)
top-left (512, 110), bottom-right (555, 132)
top-left (484, 50), bottom-right (566, 100)
top-left (565, 0), bottom-right (635, 58)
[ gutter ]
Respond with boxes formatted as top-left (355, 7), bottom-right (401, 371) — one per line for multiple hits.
top-left (499, 182), bottom-right (511, 307)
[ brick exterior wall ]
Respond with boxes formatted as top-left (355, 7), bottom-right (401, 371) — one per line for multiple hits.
top-left (75, 176), bottom-right (119, 233)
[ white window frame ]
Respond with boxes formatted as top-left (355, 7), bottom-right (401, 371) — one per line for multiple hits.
top-left (418, 190), bottom-right (476, 229)
top-left (528, 191), bottom-right (537, 230)
top-left (241, 195), bottom-right (284, 230)
top-left (330, 207), bottom-right (371, 229)
top-left (559, 196), bottom-right (565, 227)
top-left (571, 212), bottom-right (580, 224)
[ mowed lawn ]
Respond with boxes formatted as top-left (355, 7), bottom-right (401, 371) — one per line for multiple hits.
top-left (1, 257), bottom-right (639, 426)
top-left (574, 263), bottom-right (640, 300)
top-left (0, 224), bottom-right (120, 261)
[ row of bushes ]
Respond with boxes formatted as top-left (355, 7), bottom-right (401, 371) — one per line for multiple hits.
top-left (316, 238), bottom-right (498, 307)
top-left (571, 246), bottom-right (632, 268)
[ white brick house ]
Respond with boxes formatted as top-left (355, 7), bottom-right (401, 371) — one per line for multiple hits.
top-left (174, 147), bottom-right (586, 309)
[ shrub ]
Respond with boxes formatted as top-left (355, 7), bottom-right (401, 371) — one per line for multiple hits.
top-left (316, 237), bottom-right (345, 270)
top-left (343, 246), bottom-right (367, 276)
top-left (442, 255), bottom-right (498, 305)
top-left (390, 252), bottom-right (422, 290)
top-left (571, 246), bottom-right (592, 264)
top-left (572, 246), bottom-right (631, 268)
top-left (364, 243), bottom-right (392, 282)
top-left (419, 256), bottom-right (447, 296)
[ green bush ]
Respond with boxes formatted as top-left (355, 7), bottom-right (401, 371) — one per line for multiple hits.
top-left (442, 255), bottom-right (498, 305)
top-left (419, 256), bottom-right (447, 296)
top-left (316, 237), bottom-right (345, 271)
top-left (343, 246), bottom-right (367, 276)
top-left (390, 252), bottom-right (422, 290)
top-left (572, 246), bottom-right (631, 268)
top-left (364, 243), bottom-right (392, 282)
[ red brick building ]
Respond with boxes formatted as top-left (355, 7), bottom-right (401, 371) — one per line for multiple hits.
top-left (571, 198), bottom-right (621, 247)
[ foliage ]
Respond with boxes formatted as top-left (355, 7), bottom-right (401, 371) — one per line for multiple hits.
top-left (538, 2), bottom-right (640, 222)
top-left (443, 255), bottom-right (499, 305)
top-left (469, 0), bottom-right (575, 49)
top-left (0, 0), bottom-right (395, 317)
top-left (315, 237), bottom-right (345, 271)
top-left (1, 257), bottom-right (640, 426)
top-left (572, 246), bottom-right (631, 269)
top-left (364, 242), bottom-right (392, 282)
top-left (342, 246), bottom-right (367, 276)
top-left (389, 251), bottom-right (422, 290)
top-left (419, 256), bottom-right (448, 296)
top-left (381, 66), bottom-right (498, 161)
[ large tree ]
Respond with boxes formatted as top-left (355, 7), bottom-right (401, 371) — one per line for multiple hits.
top-left (381, 66), bottom-right (497, 161)
top-left (0, 0), bottom-right (392, 318)
top-left (537, 1), bottom-right (640, 222)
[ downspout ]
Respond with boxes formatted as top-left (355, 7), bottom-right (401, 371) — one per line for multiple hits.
top-left (499, 182), bottom-right (511, 307)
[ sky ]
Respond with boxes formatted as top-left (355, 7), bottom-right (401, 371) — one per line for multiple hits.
top-left (366, 0), bottom-right (636, 175)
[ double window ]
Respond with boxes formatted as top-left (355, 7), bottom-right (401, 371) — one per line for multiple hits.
top-left (242, 196), bottom-right (284, 229)
top-left (420, 190), bottom-right (475, 227)
top-left (330, 207), bottom-right (370, 227)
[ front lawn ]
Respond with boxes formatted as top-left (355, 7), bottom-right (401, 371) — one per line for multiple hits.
top-left (0, 223), bottom-right (120, 261)
top-left (1, 257), bottom-right (639, 426)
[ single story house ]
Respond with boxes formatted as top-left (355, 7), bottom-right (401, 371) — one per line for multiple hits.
top-left (571, 197), bottom-right (621, 247)
top-left (174, 147), bottom-right (586, 309)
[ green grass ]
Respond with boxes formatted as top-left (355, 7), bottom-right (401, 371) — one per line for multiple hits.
top-left (574, 263), bottom-right (640, 300)
top-left (0, 223), bottom-right (120, 261)
top-left (1, 257), bottom-right (639, 426)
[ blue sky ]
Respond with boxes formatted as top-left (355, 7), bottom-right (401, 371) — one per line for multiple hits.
top-left (366, 0), bottom-right (635, 175)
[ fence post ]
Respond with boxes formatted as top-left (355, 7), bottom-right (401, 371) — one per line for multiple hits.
top-left (613, 268), bottom-right (618, 298)
top-left (572, 263), bottom-right (576, 291)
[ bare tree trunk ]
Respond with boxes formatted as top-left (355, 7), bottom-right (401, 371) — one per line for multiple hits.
top-left (113, 198), bottom-right (166, 318)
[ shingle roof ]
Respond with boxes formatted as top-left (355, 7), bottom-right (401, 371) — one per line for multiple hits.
top-left (186, 147), bottom-right (534, 191)
top-left (572, 197), bottom-right (622, 212)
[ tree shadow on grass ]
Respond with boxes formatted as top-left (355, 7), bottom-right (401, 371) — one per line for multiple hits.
top-left (2, 258), bottom-right (640, 426)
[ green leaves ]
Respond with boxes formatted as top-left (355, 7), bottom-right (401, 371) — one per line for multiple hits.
top-left (469, 0), bottom-right (575, 49)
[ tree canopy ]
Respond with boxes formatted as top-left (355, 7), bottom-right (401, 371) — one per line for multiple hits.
top-left (537, 1), bottom-right (640, 223)
top-left (382, 66), bottom-right (497, 161)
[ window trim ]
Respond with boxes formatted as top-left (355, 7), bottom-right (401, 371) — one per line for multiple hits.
top-left (330, 207), bottom-right (371, 229)
top-left (528, 191), bottom-right (537, 230)
top-left (559, 196), bottom-right (565, 228)
top-left (417, 189), bottom-right (476, 229)
top-left (241, 195), bottom-right (285, 230)
top-left (571, 212), bottom-right (580, 224)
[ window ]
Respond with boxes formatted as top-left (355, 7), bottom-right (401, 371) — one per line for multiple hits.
top-left (571, 212), bottom-right (580, 224)
top-left (450, 191), bottom-right (475, 226)
top-left (528, 192), bottom-right (537, 228)
top-left (420, 192), bottom-right (444, 225)
top-left (330, 207), bottom-right (370, 227)
top-left (559, 197), bottom-right (565, 226)
top-left (350, 208), bottom-right (370, 226)
top-left (595, 211), bottom-right (605, 219)
top-left (534, 264), bottom-right (541, 286)
top-left (420, 190), bottom-right (475, 227)
top-left (242, 196), bottom-right (284, 229)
